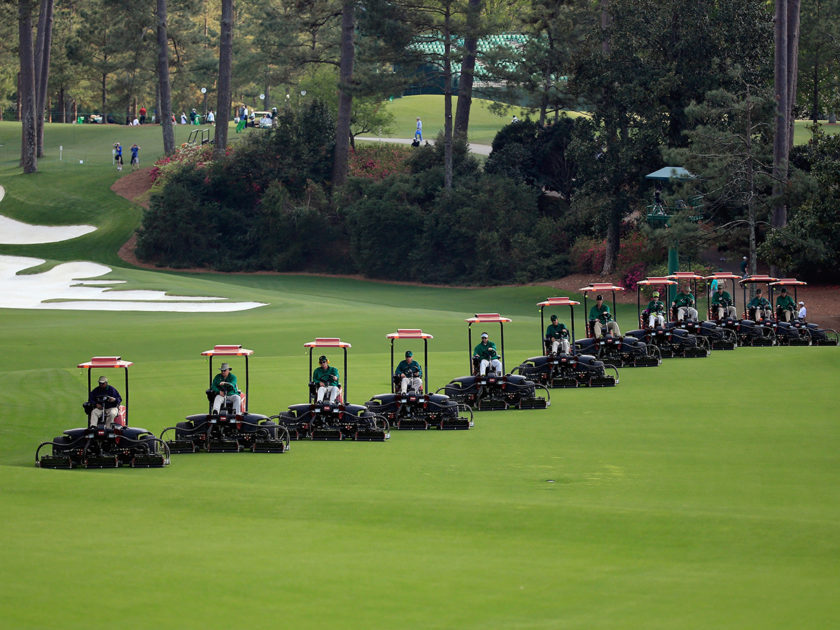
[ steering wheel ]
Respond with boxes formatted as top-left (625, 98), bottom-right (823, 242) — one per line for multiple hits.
top-left (217, 381), bottom-right (236, 393)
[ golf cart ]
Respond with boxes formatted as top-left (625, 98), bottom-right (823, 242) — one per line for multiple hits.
top-left (440, 314), bottom-right (550, 411)
top-left (275, 338), bottom-right (389, 441)
top-left (737, 275), bottom-right (779, 346)
top-left (159, 345), bottom-right (289, 453)
top-left (363, 329), bottom-right (473, 429)
top-left (36, 357), bottom-right (170, 469)
top-left (514, 297), bottom-right (619, 387)
top-left (574, 284), bottom-right (661, 367)
top-left (767, 279), bottom-right (815, 346)
top-left (771, 279), bottom-right (839, 346)
top-left (625, 277), bottom-right (710, 358)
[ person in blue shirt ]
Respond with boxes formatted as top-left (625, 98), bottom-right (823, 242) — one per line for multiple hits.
top-left (414, 117), bottom-right (423, 141)
top-left (395, 350), bottom-right (423, 393)
top-left (88, 375), bottom-right (122, 427)
top-left (130, 144), bottom-right (140, 170)
top-left (113, 142), bottom-right (123, 171)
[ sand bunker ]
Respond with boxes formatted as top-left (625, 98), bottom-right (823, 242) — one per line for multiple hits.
top-left (0, 255), bottom-right (266, 312)
top-left (0, 186), bottom-right (97, 244)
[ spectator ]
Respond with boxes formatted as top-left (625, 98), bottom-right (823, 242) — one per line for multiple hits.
top-left (138, 106), bottom-right (147, 124)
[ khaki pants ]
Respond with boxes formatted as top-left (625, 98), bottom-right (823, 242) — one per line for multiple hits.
top-left (550, 339), bottom-right (570, 354)
top-left (212, 394), bottom-right (241, 415)
top-left (90, 406), bottom-right (118, 427)
top-left (593, 321), bottom-right (620, 337)
top-left (400, 376), bottom-right (423, 393)
top-left (677, 306), bottom-right (698, 321)
top-left (715, 306), bottom-right (737, 319)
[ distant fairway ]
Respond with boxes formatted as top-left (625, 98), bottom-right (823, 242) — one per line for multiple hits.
top-left (0, 121), bottom-right (839, 629)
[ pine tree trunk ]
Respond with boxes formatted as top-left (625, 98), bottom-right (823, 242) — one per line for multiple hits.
top-left (601, 204), bottom-right (620, 275)
top-left (34, 0), bottom-right (53, 158)
top-left (786, 0), bottom-right (800, 152)
top-left (19, 0), bottom-right (37, 173)
top-left (156, 0), bottom-right (175, 155)
top-left (454, 0), bottom-right (481, 139)
top-left (214, 0), bottom-right (233, 159)
top-left (443, 1), bottom-right (453, 191)
top-left (772, 0), bottom-right (789, 232)
top-left (332, 0), bottom-right (355, 189)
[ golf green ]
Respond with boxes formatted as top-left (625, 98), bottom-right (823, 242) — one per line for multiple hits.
top-left (0, 122), bottom-right (838, 629)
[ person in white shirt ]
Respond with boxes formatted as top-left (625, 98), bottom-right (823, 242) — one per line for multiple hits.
top-left (797, 301), bottom-right (806, 320)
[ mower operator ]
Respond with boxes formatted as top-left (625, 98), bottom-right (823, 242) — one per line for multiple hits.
top-left (748, 288), bottom-right (772, 321)
top-left (589, 295), bottom-right (621, 337)
top-left (775, 287), bottom-right (796, 322)
top-left (88, 375), bottom-right (122, 427)
top-left (474, 332), bottom-right (503, 376)
top-left (674, 286), bottom-right (698, 321)
top-left (211, 362), bottom-right (242, 416)
top-left (395, 350), bottom-right (423, 393)
top-left (646, 291), bottom-right (666, 328)
top-left (545, 314), bottom-right (570, 354)
top-left (313, 355), bottom-right (340, 404)
top-left (711, 285), bottom-right (737, 319)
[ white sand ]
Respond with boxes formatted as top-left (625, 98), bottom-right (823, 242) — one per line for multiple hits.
top-left (0, 184), bottom-right (266, 312)
top-left (0, 185), bottom-right (97, 244)
top-left (0, 255), bottom-right (266, 312)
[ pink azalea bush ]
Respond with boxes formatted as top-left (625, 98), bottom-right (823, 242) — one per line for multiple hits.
top-left (347, 144), bottom-right (413, 180)
top-left (150, 143), bottom-right (227, 184)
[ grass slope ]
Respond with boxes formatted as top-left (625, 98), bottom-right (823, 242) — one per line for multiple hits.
top-left (0, 120), bottom-right (838, 630)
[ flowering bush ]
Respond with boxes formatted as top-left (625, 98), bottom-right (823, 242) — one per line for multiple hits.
top-left (347, 144), bottom-right (413, 180)
top-left (150, 143), bottom-right (221, 184)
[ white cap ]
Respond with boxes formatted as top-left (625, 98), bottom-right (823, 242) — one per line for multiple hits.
top-left (481, 332), bottom-right (489, 338)
top-left (798, 301), bottom-right (804, 305)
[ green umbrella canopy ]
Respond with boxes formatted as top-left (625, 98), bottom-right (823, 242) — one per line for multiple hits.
top-left (645, 166), bottom-right (696, 181)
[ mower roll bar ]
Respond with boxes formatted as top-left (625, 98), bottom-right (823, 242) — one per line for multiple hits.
top-left (466, 314), bottom-right (511, 374)
top-left (386, 329), bottom-right (432, 393)
top-left (77, 356), bottom-right (132, 425)
top-left (537, 297), bottom-right (579, 350)
top-left (305, 338), bottom-right (351, 399)
top-left (201, 345), bottom-right (253, 413)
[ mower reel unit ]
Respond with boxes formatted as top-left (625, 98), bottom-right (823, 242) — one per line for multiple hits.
top-left (275, 338), bottom-right (390, 441)
top-left (36, 357), bottom-right (170, 469)
top-left (440, 314), bottom-right (550, 411)
top-left (363, 329), bottom-right (473, 430)
top-left (574, 284), bottom-right (661, 367)
top-left (160, 345), bottom-right (290, 454)
top-left (514, 297), bottom-right (618, 388)
top-left (626, 277), bottom-right (710, 358)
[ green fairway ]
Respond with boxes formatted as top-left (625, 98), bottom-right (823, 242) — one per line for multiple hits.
top-left (1, 120), bottom-right (839, 629)
top-left (382, 94), bottom-right (586, 144)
